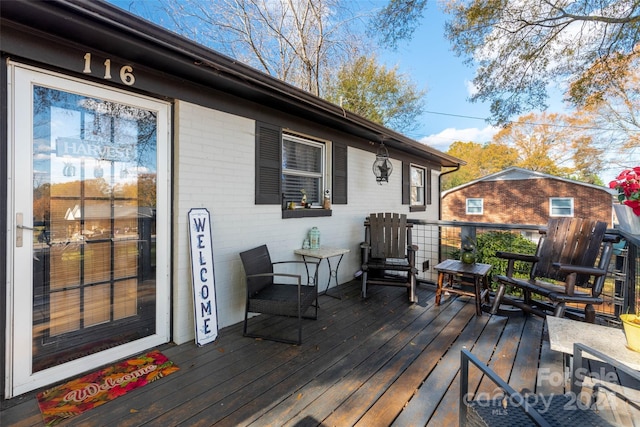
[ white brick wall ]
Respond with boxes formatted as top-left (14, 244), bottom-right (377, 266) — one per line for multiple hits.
top-left (172, 101), bottom-right (440, 344)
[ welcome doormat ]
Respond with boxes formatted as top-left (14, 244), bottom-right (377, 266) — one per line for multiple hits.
top-left (36, 349), bottom-right (179, 426)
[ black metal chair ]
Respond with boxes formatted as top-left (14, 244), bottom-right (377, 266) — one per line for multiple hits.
top-left (460, 344), bottom-right (640, 426)
top-left (239, 244), bottom-right (319, 345)
top-left (361, 213), bottom-right (418, 303)
top-left (490, 217), bottom-right (618, 323)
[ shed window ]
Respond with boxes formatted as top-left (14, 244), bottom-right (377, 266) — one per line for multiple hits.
top-left (550, 198), bottom-right (574, 217)
top-left (466, 198), bottom-right (483, 215)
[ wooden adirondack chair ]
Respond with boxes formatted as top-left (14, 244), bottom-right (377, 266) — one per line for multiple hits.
top-left (361, 213), bottom-right (418, 303)
top-left (489, 217), bottom-right (618, 323)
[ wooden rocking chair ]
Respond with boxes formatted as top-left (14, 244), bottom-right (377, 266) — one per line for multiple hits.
top-left (361, 213), bottom-right (418, 303)
top-left (489, 217), bottom-right (618, 323)
top-left (239, 245), bottom-right (319, 345)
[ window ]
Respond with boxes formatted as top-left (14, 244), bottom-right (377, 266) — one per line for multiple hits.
top-left (403, 163), bottom-right (431, 210)
top-left (410, 165), bottom-right (425, 207)
top-left (466, 198), bottom-right (484, 215)
top-left (550, 197), bottom-right (574, 217)
top-left (282, 134), bottom-right (324, 206)
top-left (255, 122), bottom-right (347, 216)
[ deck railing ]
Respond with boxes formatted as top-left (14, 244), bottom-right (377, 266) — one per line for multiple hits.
top-left (408, 219), bottom-right (639, 324)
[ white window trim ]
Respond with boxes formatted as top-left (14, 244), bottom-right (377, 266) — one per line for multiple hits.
top-left (282, 133), bottom-right (327, 205)
top-left (466, 198), bottom-right (484, 215)
top-left (549, 197), bottom-right (574, 217)
top-left (410, 164), bottom-right (426, 207)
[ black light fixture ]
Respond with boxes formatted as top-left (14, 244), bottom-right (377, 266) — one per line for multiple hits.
top-left (372, 141), bottom-right (393, 184)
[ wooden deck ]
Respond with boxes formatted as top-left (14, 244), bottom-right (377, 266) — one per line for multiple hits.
top-left (2, 280), bottom-right (636, 426)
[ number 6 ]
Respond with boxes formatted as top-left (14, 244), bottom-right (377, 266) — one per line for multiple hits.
top-left (120, 65), bottom-right (135, 86)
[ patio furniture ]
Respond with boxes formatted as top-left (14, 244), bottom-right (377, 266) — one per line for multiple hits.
top-left (489, 217), bottom-right (618, 323)
top-left (361, 213), bottom-right (418, 303)
top-left (294, 246), bottom-right (350, 299)
top-left (460, 343), bottom-right (640, 426)
top-left (435, 259), bottom-right (492, 315)
top-left (546, 316), bottom-right (640, 372)
top-left (239, 244), bottom-right (319, 345)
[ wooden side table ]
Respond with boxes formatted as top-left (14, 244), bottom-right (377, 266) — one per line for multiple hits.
top-left (434, 259), bottom-right (492, 315)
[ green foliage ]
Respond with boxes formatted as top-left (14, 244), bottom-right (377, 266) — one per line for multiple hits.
top-left (325, 55), bottom-right (425, 133)
top-left (442, 141), bottom-right (518, 190)
top-left (475, 231), bottom-right (536, 275)
top-left (450, 230), bottom-right (537, 293)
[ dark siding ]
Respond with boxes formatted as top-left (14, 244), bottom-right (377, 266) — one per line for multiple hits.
top-left (332, 142), bottom-right (348, 204)
top-left (255, 122), bottom-right (282, 204)
top-left (427, 167), bottom-right (432, 205)
top-left (402, 163), bottom-right (410, 205)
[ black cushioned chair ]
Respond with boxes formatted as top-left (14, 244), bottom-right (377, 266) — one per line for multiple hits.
top-left (490, 217), bottom-right (617, 323)
top-left (361, 213), bottom-right (418, 303)
top-left (239, 244), bottom-right (319, 345)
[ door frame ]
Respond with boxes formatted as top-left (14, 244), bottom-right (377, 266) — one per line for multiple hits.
top-left (5, 62), bottom-right (172, 398)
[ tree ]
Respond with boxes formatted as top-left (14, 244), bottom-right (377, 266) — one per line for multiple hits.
top-left (146, 0), bottom-right (363, 96)
top-left (442, 111), bottom-right (605, 189)
top-left (127, 0), bottom-right (429, 132)
top-left (442, 141), bottom-right (518, 189)
top-left (324, 55), bottom-right (426, 133)
top-left (568, 47), bottom-right (640, 175)
top-left (491, 112), bottom-right (604, 180)
top-left (370, 0), bottom-right (428, 49)
top-left (443, 0), bottom-right (640, 125)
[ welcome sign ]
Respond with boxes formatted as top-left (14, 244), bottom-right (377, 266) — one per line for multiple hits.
top-left (188, 208), bottom-right (218, 346)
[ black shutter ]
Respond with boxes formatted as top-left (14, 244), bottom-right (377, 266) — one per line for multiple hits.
top-left (332, 142), bottom-right (348, 204)
top-left (255, 122), bottom-right (282, 205)
top-left (427, 167), bottom-right (432, 205)
top-left (402, 162), bottom-right (410, 205)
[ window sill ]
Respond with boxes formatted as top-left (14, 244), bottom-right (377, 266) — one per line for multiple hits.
top-left (410, 206), bottom-right (426, 212)
top-left (282, 209), bottom-right (332, 219)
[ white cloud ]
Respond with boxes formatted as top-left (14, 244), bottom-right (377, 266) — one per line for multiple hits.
top-left (465, 80), bottom-right (478, 97)
top-left (419, 125), bottom-right (500, 152)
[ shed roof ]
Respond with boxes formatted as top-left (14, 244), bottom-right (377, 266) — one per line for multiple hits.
top-left (442, 167), bottom-right (615, 196)
top-left (0, 0), bottom-right (464, 168)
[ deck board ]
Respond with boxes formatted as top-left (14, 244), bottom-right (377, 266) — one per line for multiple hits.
top-left (2, 279), bottom-right (634, 426)
top-left (427, 314), bottom-right (509, 427)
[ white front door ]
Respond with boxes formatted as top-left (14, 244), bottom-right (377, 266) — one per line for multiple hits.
top-left (6, 63), bottom-right (171, 397)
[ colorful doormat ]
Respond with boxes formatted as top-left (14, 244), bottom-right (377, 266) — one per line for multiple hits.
top-left (36, 349), bottom-right (179, 426)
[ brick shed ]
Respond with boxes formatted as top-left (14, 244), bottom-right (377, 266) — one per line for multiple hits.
top-left (441, 167), bottom-right (615, 226)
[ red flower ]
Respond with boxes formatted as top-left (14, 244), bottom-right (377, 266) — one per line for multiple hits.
top-left (610, 167), bottom-right (640, 217)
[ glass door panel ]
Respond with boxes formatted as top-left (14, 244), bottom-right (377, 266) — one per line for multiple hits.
top-left (31, 84), bottom-right (159, 371)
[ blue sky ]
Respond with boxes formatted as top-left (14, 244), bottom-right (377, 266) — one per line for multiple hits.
top-left (376, 2), bottom-right (501, 152)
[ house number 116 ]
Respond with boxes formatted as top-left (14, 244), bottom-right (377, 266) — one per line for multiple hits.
top-left (83, 53), bottom-right (135, 86)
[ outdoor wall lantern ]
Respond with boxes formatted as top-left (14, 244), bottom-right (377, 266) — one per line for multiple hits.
top-left (372, 141), bottom-right (393, 184)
